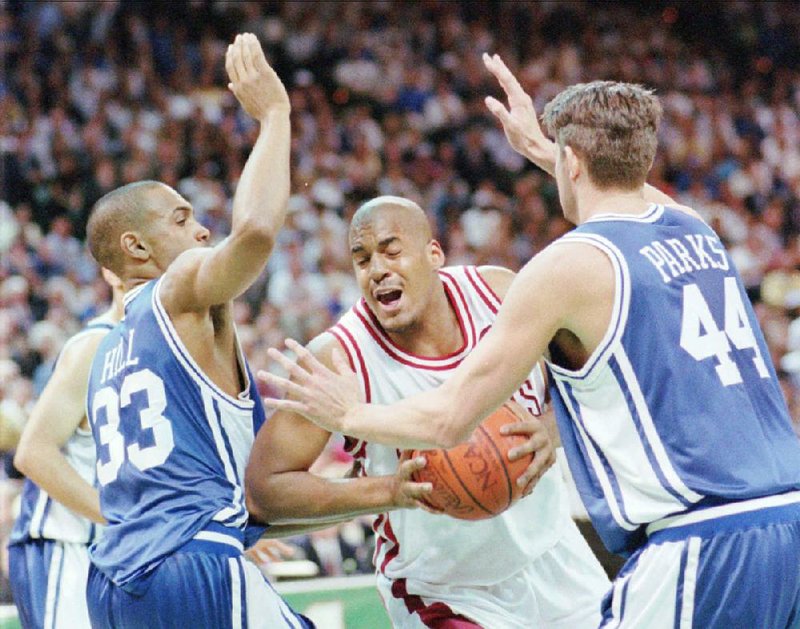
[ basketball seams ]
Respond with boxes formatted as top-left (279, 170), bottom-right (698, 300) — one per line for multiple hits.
top-left (441, 446), bottom-right (495, 518)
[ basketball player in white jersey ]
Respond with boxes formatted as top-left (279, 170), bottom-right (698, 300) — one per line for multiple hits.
top-left (247, 196), bottom-right (610, 628)
top-left (82, 34), bottom-right (310, 628)
top-left (8, 269), bottom-right (123, 629)
top-left (262, 55), bottom-right (800, 628)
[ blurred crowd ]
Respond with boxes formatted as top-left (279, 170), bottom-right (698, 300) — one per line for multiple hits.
top-left (2, 0), bottom-right (800, 594)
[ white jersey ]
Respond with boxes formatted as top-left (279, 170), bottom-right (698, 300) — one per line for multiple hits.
top-left (330, 265), bottom-right (571, 587)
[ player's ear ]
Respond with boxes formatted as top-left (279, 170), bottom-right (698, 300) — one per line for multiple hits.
top-left (564, 146), bottom-right (581, 183)
top-left (428, 239), bottom-right (445, 269)
top-left (120, 231), bottom-right (150, 262)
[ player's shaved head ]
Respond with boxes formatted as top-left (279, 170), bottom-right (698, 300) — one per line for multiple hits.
top-left (350, 196), bottom-right (432, 245)
top-left (87, 181), bottom-right (168, 276)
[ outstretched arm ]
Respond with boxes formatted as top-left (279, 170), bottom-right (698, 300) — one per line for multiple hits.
top-left (14, 332), bottom-right (107, 523)
top-left (246, 335), bottom-right (435, 528)
top-left (161, 33), bottom-right (291, 312)
top-left (262, 241), bottom-right (613, 451)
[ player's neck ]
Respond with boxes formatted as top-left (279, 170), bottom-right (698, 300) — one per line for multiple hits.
top-left (575, 184), bottom-right (649, 224)
top-left (386, 281), bottom-right (463, 357)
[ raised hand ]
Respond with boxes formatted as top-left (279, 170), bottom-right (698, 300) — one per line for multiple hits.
top-left (225, 33), bottom-right (290, 121)
top-left (483, 53), bottom-right (556, 174)
top-left (258, 338), bottom-right (362, 433)
top-left (500, 402), bottom-right (556, 497)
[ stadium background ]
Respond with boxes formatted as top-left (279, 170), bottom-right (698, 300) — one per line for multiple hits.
top-left (1, 1), bottom-right (800, 626)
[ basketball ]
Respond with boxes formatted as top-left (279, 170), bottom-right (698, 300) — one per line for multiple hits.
top-left (410, 402), bottom-right (534, 520)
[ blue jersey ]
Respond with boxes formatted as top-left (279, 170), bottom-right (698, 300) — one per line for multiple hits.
top-left (547, 204), bottom-right (800, 555)
top-left (10, 318), bottom-right (115, 547)
top-left (86, 278), bottom-right (265, 594)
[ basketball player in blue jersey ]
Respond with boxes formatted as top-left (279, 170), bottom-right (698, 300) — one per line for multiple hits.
top-left (263, 54), bottom-right (800, 628)
top-left (8, 269), bottom-right (123, 629)
top-left (83, 34), bottom-right (310, 628)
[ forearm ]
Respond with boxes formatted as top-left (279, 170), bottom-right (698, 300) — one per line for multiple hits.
top-left (260, 518), bottom-right (357, 539)
top-left (249, 471), bottom-right (402, 524)
top-left (19, 449), bottom-right (104, 523)
top-left (230, 108), bottom-right (291, 241)
top-left (341, 384), bottom-right (477, 449)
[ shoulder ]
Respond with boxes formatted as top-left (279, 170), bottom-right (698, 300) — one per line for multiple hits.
top-left (159, 247), bottom-right (215, 312)
top-left (60, 326), bottom-right (113, 367)
top-left (519, 239), bottom-right (614, 303)
top-left (475, 265), bottom-right (515, 300)
top-left (668, 203), bottom-right (705, 222)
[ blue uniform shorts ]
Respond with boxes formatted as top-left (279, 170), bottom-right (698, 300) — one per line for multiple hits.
top-left (87, 537), bottom-right (313, 629)
top-left (600, 493), bottom-right (800, 628)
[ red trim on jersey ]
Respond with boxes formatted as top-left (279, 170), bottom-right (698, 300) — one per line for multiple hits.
top-left (390, 578), bottom-right (482, 628)
top-left (378, 515), bottom-right (400, 573)
top-left (358, 276), bottom-right (473, 363)
top-left (330, 324), bottom-right (372, 403)
top-left (354, 305), bottom-right (463, 371)
top-left (353, 282), bottom-right (475, 371)
top-left (438, 271), bottom-right (476, 348)
top-left (464, 265), bottom-right (501, 314)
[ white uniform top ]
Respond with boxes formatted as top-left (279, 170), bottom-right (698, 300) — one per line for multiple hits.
top-left (329, 265), bottom-right (570, 587)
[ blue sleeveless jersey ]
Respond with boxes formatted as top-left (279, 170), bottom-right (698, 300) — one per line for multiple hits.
top-left (547, 204), bottom-right (800, 555)
top-left (10, 318), bottom-right (115, 547)
top-left (86, 279), bottom-right (265, 594)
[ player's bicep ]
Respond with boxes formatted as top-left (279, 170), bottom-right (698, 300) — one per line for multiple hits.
top-left (249, 409), bottom-right (332, 477)
top-left (248, 334), bottom-right (347, 477)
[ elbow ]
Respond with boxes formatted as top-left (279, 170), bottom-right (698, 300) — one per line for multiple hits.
top-left (245, 492), bottom-right (268, 525)
top-left (13, 443), bottom-right (32, 477)
top-left (236, 220), bottom-right (280, 251)
top-left (244, 474), bottom-right (282, 524)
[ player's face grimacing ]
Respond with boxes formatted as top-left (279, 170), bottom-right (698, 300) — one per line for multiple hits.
top-left (144, 185), bottom-right (211, 267)
top-left (350, 208), bottom-right (444, 334)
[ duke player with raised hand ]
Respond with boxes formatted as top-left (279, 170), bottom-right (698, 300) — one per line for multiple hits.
top-left (8, 269), bottom-right (123, 629)
top-left (263, 55), bottom-right (800, 628)
top-left (83, 34), bottom-right (310, 628)
top-left (248, 196), bottom-right (609, 628)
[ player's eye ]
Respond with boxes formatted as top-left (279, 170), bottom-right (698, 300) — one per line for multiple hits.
top-left (356, 257), bottom-right (369, 267)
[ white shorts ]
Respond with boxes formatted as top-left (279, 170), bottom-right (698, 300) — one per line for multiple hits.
top-left (378, 516), bottom-right (610, 629)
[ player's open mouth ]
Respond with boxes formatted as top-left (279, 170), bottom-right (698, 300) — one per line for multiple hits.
top-left (375, 289), bottom-right (403, 312)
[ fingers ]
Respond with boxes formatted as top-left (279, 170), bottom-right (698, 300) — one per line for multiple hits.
top-left (265, 346), bottom-right (312, 384)
top-left (248, 32), bottom-right (271, 75)
top-left (284, 338), bottom-right (329, 376)
top-left (225, 37), bottom-right (241, 86)
top-left (485, 95), bottom-right (512, 125)
top-left (262, 395), bottom-right (308, 414)
top-left (483, 52), bottom-right (527, 102)
top-left (509, 428), bottom-right (549, 462)
top-left (397, 454), bottom-right (427, 480)
top-left (516, 454), bottom-right (548, 494)
top-left (240, 33), bottom-right (254, 76)
top-left (226, 33), bottom-right (263, 85)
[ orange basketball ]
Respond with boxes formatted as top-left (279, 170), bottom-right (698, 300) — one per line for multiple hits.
top-left (410, 402), bottom-right (534, 520)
